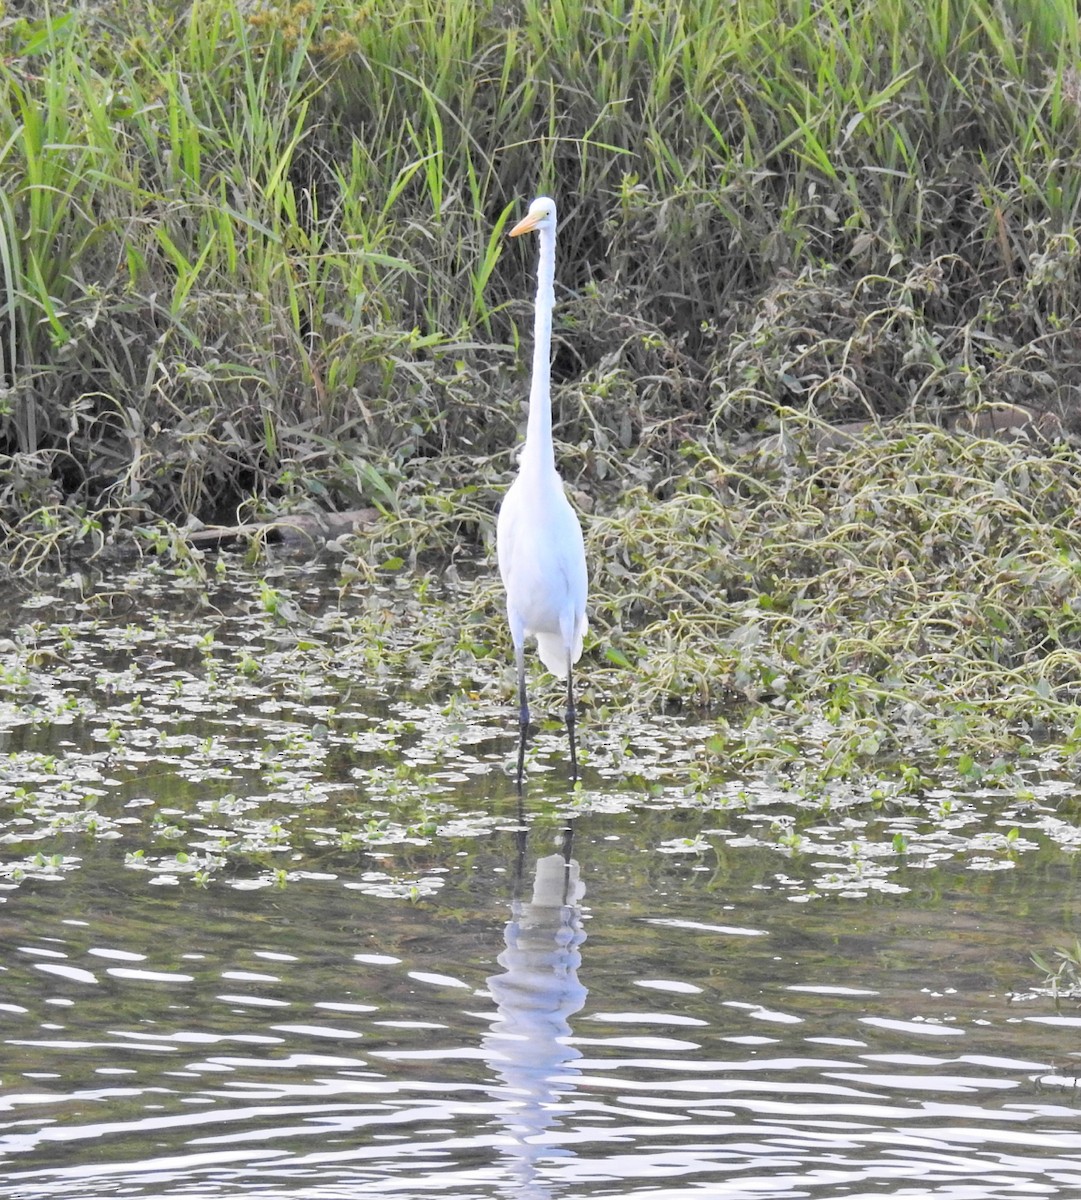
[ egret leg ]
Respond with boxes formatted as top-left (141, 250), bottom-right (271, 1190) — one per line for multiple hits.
top-left (558, 822), bottom-right (577, 903)
top-left (560, 820), bottom-right (575, 867)
top-left (515, 642), bottom-right (529, 793)
top-left (512, 805), bottom-right (527, 895)
top-left (565, 657), bottom-right (578, 785)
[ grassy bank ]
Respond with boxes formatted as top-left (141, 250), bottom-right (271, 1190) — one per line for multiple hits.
top-left (1, 0), bottom-right (1078, 529)
top-left (2, 0), bottom-right (1081, 758)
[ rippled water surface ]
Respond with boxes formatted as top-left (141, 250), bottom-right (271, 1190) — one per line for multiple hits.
top-left (2, 561), bottom-right (1080, 1199)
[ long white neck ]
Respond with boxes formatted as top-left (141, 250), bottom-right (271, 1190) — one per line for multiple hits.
top-left (521, 223), bottom-right (556, 475)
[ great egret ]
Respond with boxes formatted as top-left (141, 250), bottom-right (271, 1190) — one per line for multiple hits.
top-left (496, 196), bottom-right (588, 790)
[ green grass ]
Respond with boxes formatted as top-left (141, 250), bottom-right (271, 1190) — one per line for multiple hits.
top-left (0, 0), bottom-right (1077, 526)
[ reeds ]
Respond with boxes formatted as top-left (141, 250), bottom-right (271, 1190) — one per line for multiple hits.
top-left (0, 0), bottom-right (1077, 543)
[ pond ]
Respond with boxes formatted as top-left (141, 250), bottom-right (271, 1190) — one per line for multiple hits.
top-left (1, 556), bottom-right (1080, 1199)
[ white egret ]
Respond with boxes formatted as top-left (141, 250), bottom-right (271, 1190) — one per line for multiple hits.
top-left (496, 196), bottom-right (588, 790)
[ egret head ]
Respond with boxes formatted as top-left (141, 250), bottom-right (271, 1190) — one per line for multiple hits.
top-left (510, 195), bottom-right (557, 238)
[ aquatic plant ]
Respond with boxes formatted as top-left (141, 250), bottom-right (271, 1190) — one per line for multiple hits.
top-left (1032, 939), bottom-right (1081, 999)
top-left (0, 555), bottom-right (1077, 905)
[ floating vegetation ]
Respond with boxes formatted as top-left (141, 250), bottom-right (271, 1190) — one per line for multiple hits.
top-left (1031, 939), bottom-right (1081, 1000)
top-left (1, 555), bottom-right (1080, 921)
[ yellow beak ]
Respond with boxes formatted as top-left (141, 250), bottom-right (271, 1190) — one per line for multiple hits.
top-left (509, 211), bottom-right (542, 238)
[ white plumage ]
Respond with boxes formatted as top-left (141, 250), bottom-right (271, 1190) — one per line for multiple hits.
top-left (496, 196), bottom-right (588, 788)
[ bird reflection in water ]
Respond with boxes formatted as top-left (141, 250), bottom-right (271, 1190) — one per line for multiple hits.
top-left (483, 824), bottom-right (587, 1199)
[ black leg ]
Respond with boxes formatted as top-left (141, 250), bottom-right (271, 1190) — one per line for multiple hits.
top-left (515, 645), bottom-right (529, 793)
top-left (566, 660), bottom-right (577, 785)
top-left (558, 820), bottom-right (576, 903)
top-left (560, 820), bottom-right (574, 867)
top-left (513, 800), bottom-right (527, 895)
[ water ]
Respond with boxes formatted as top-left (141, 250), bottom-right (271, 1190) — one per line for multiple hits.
top-left (1, 561), bottom-right (1080, 1198)
top-left (3, 826), bottom-right (1080, 1199)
